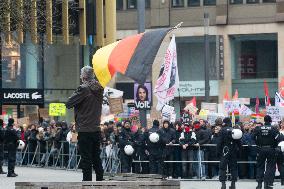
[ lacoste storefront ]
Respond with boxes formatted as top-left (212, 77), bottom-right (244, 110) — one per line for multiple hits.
top-left (0, 89), bottom-right (44, 124)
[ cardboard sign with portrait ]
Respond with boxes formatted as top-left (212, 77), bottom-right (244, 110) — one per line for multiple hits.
top-left (134, 82), bottom-right (152, 110)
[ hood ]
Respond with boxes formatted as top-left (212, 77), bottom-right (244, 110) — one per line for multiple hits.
top-left (82, 79), bottom-right (103, 94)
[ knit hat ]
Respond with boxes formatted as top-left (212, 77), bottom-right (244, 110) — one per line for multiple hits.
top-left (223, 117), bottom-right (232, 126)
top-left (8, 118), bottom-right (14, 127)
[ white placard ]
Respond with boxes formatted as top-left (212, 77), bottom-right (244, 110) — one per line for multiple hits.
top-left (240, 105), bottom-right (253, 116)
top-left (223, 101), bottom-right (241, 113)
top-left (201, 102), bottom-right (217, 113)
top-left (266, 106), bottom-right (281, 122)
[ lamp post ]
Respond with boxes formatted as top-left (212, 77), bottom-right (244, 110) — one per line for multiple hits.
top-left (137, 0), bottom-right (147, 128)
top-left (204, 12), bottom-right (210, 102)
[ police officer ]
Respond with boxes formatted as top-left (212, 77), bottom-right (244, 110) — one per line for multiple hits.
top-left (119, 120), bottom-right (134, 173)
top-left (0, 119), bottom-right (7, 174)
top-left (146, 120), bottom-right (163, 175)
top-left (4, 118), bottom-right (20, 177)
top-left (217, 117), bottom-right (242, 189)
top-left (253, 115), bottom-right (281, 189)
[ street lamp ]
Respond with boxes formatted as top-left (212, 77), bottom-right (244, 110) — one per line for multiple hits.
top-left (204, 12), bottom-right (210, 102)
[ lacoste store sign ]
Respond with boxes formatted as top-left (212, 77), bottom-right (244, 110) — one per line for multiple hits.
top-left (0, 89), bottom-right (44, 104)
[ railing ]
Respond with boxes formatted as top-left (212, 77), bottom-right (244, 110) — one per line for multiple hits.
top-left (2, 142), bottom-right (263, 179)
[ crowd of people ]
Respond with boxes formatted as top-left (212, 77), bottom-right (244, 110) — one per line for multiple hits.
top-left (0, 116), bottom-right (284, 185)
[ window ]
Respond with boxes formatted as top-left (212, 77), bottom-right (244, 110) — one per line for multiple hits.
top-left (1, 37), bottom-right (43, 89)
top-left (263, 0), bottom-right (276, 2)
top-left (127, 0), bottom-right (150, 9)
top-left (230, 0), bottom-right (243, 4)
top-left (172, 0), bottom-right (184, 7)
top-left (204, 0), bottom-right (216, 6)
top-left (246, 0), bottom-right (259, 4)
top-left (188, 0), bottom-right (200, 6)
top-left (231, 34), bottom-right (278, 80)
top-left (117, 0), bottom-right (123, 10)
top-left (176, 36), bottom-right (218, 81)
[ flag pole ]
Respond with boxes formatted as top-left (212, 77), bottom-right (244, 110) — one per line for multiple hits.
top-left (178, 88), bottom-right (182, 121)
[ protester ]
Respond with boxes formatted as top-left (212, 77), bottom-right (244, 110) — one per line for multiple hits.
top-left (66, 65), bottom-right (104, 181)
top-left (160, 120), bottom-right (176, 179)
top-left (146, 120), bottom-right (163, 175)
top-left (179, 122), bottom-right (196, 178)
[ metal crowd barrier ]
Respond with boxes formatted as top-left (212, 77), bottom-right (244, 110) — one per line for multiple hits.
top-left (3, 142), bottom-right (262, 179)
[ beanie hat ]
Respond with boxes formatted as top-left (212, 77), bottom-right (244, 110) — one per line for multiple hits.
top-left (223, 117), bottom-right (232, 126)
top-left (153, 120), bottom-right (160, 127)
top-left (8, 118), bottom-right (14, 127)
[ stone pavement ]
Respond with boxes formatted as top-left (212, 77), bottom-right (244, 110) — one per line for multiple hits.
top-left (1, 166), bottom-right (283, 189)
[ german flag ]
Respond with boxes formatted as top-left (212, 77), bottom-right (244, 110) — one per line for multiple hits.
top-left (92, 28), bottom-right (170, 87)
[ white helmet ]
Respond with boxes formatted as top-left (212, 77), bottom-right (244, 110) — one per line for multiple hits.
top-left (232, 129), bottom-right (243, 140)
top-left (124, 145), bottom-right (134, 156)
top-left (278, 141), bottom-right (284, 152)
top-left (18, 140), bottom-right (25, 150)
top-left (149, 132), bottom-right (159, 143)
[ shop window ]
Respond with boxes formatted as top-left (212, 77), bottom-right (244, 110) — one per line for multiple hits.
top-left (263, 0), bottom-right (276, 2)
top-left (246, 0), bottom-right (259, 4)
top-left (231, 34), bottom-right (278, 80)
top-left (176, 36), bottom-right (218, 81)
top-left (117, 0), bottom-right (123, 10)
top-left (188, 0), bottom-right (200, 6)
top-left (230, 0), bottom-right (243, 4)
top-left (127, 0), bottom-right (150, 9)
top-left (204, 0), bottom-right (216, 6)
top-left (1, 37), bottom-right (43, 89)
top-left (172, 0), bottom-right (184, 7)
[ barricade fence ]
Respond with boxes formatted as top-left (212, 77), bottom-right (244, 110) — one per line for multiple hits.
top-left (2, 142), bottom-right (262, 179)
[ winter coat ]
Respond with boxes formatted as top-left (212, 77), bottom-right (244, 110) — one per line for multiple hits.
top-left (66, 79), bottom-right (103, 132)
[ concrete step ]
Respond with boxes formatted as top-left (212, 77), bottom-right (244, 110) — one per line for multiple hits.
top-left (15, 180), bottom-right (180, 189)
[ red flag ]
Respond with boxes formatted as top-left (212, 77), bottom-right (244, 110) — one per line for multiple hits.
top-left (233, 89), bottom-right (238, 100)
top-left (188, 97), bottom-right (196, 107)
top-left (255, 96), bottom-right (259, 113)
top-left (264, 80), bottom-right (271, 106)
top-left (224, 89), bottom-right (230, 101)
top-left (279, 77), bottom-right (284, 98)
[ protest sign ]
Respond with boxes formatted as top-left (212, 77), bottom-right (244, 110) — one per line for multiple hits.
top-left (39, 108), bottom-right (49, 118)
top-left (239, 105), bottom-right (253, 116)
top-left (18, 117), bottom-right (30, 126)
top-left (108, 97), bottom-right (123, 115)
top-left (266, 106), bottom-right (281, 122)
top-left (207, 113), bottom-right (225, 125)
top-left (223, 101), bottom-right (241, 113)
top-left (201, 102), bottom-right (217, 113)
top-left (29, 113), bottom-right (39, 124)
top-left (49, 103), bottom-right (66, 116)
top-left (184, 103), bottom-right (198, 115)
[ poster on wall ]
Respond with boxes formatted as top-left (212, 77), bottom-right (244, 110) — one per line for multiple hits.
top-left (134, 82), bottom-right (152, 110)
top-left (239, 55), bottom-right (256, 79)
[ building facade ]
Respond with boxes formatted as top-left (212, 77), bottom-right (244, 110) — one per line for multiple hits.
top-left (115, 0), bottom-right (284, 116)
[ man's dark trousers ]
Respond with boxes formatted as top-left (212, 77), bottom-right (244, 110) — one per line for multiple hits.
top-left (78, 132), bottom-right (104, 181)
top-left (256, 147), bottom-right (276, 185)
